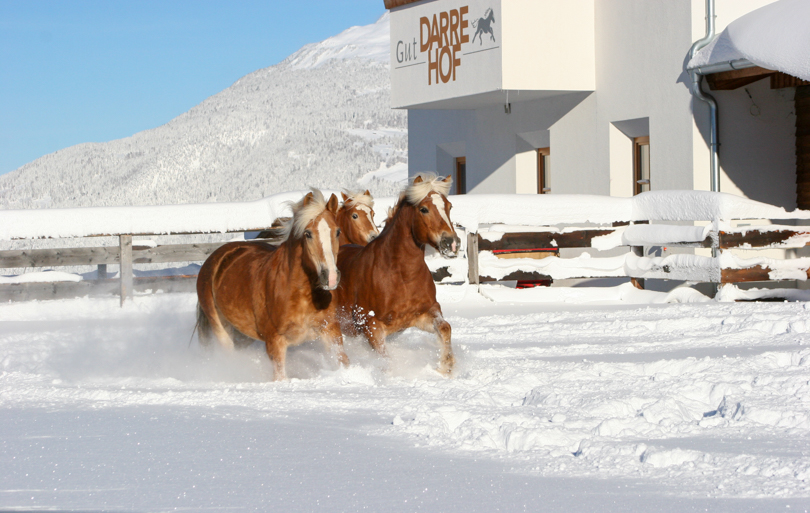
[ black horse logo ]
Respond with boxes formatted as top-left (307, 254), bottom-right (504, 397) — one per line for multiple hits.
top-left (471, 8), bottom-right (496, 45)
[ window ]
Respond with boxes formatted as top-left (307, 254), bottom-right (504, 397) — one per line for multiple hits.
top-left (633, 136), bottom-right (650, 195)
top-left (455, 157), bottom-right (466, 194)
top-left (537, 147), bottom-right (550, 194)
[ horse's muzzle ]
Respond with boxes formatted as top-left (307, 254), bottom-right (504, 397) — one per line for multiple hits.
top-left (319, 268), bottom-right (341, 290)
top-left (439, 234), bottom-right (460, 258)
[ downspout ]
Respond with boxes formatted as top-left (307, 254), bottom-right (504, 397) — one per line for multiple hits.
top-left (687, 0), bottom-right (757, 193)
top-left (688, 0), bottom-right (719, 193)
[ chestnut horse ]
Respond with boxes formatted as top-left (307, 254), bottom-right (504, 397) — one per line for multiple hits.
top-left (257, 190), bottom-right (378, 246)
top-left (337, 190), bottom-right (379, 246)
top-left (196, 190), bottom-right (348, 380)
top-left (335, 174), bottom-right (460, 375)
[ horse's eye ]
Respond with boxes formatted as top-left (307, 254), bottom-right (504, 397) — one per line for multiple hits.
top-left (304, 231), bottom-right (313, 239)
top-left (419, 207), bottom-right (429, 214)
top-left (336, 229), bottom-right (341, 237)
top-left (352, 213), bottom-right (358, 219)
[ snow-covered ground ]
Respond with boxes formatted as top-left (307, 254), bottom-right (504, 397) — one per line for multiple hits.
top-left (1, 286), bottom-right (809, 512)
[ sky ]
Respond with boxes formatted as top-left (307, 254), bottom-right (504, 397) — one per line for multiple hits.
top-left (0, 0), bottom-right (386, 176)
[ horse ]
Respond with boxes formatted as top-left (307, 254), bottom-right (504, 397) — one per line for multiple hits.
top-left (195, 190), bottom-right (348, 381)
top-left (337, 190), bottom-right (379, 246)
top-left (256, 190), bottom-right (378, 247)
top-left (471, 8), bottom-right (496, 45)
top-left (335, 174), bottom-right (461, 376)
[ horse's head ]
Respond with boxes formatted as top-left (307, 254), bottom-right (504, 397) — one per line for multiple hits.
top-left (288, 190), bottom-right (341, 290)
top-left (338, 190), bottom-right (379, 245)
top-left (406, 174), bottom-right (460, 258)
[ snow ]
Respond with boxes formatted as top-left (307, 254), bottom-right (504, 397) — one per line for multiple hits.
top-left (4, 189), bottom-right (808, 241)
top-left (285, 13), bottom-right (390, 70)
top-left (0, 270), bottom-right (82, 284)
top-left (1, 288), bottom-right (809, 510)
top-left (357, 161), bottom-right (409, 188)
top-left (687, 0), bottom-right (810, 81)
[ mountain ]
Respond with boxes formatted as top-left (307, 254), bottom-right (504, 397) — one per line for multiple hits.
top-left (0, 14), bottom-right (406, 210)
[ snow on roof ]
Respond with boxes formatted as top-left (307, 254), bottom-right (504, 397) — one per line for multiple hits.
top-left (688, 0), bottom-right (810, 81)
top-left (2, 189), bottom-right (809, 241)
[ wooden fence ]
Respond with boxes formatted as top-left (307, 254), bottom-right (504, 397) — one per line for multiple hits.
top-left (462, 220), bottom-right (810, 287)
top-left (4, 205), bottom-right (810, 304)
top-left (0, 231), bottom-right (267, 304)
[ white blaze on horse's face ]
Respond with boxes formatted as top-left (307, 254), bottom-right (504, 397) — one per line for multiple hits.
top-left (355, 204), bottom-right (379, 239)
top-left (317, 218), bottom-right (339, 290)
top-left (429, 193), bottom-right (459, 257)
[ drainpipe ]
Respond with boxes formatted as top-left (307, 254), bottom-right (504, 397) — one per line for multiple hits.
top-left (688, 0), bottom-right (719, 193)
top-left (687, 0), bottom-right (756, 193)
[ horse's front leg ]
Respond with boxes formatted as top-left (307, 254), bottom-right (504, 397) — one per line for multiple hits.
top-left (415, 305), bottom-right (455, 376)
top-left (362, 318), bottom-right (389, 358)
top-left (321, 320), bottom-right (349, 368)
top-left (264, 334), bottom-right (289, 381)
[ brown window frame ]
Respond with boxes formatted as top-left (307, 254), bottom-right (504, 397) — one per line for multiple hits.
top-left (633, 136), bottom-right (650, 195)
top-left (537, 147), bottom-right (550, 194)
top-left (455, 156), bottom-right (467, 194)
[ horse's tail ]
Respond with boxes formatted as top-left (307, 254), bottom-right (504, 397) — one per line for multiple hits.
top-left (471, 18), bottom-right (478, 28)
top-left (195, 302), bottom-right (214, 347)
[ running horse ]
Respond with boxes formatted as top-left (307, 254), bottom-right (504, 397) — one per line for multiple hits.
top-left (471, 8), bottom-right (496, 45)
top-left (256, 190), bottom-right (379, 246)
top-left (335, 174), bottom-right (460, 375)
top-left (196, 189), bottom-right (348, 381)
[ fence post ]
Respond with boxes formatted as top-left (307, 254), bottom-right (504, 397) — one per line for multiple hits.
top-left (119, 235), bottom-right (133, 306)
top-left (467, 231), bottom-right (479, 286)
top-left (630, 246), bottom-right (645, 289)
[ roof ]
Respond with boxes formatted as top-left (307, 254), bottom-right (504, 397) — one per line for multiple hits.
top-left (383, 0), bottom-right (425, 9)
top-left (688, 0), bottom-right (810, 80)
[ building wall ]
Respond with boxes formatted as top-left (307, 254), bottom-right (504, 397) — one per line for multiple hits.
top-left (405, 0), bottom-right (794, 206)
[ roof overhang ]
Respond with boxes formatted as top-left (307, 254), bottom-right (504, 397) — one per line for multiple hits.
top-left (687, 0), bottom-right (810, 82)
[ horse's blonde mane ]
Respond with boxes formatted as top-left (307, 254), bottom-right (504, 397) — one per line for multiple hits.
top-left (342, 190), bottom-right (374, 209)
top-left (279, 189), bottom-right (329, 241)
top-left (404, 173), bottom-right (452, 205)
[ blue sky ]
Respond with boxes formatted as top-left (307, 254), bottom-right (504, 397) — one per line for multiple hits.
top-left (0, 0), bottom-right (386, 176)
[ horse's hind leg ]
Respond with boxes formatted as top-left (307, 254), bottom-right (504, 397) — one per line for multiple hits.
top-left (415, 305), bottom-right (455, 376)
top-left (196, 302), bottom-right (235, 350)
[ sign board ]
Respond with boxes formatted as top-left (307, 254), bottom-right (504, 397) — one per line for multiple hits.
top-left (390, 0), bottom-right (502, 108)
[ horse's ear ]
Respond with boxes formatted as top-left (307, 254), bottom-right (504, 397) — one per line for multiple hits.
top-left (413, 175), bottom-right (424, 184)
top-left (364, 189), bottom-right (370, 197)
top-left (442, 175), bottom-right (452, 183)
top-left (326, 193), bottom-right (339, 214)
top-left (302, 191), bottom-right (315, 206)
top-left (340, 191), bottom-right (348, 202)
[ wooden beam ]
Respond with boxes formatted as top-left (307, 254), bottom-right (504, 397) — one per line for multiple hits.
top-left (722, 266), bottom-right (810, 283)
top-left (0, 275), bottom-right (197, 302)
top-left (706, 66), bottom-right (775, 90)
top-left (0, 242), bottom-right (229, 269)
top-left (480, 270), bottom-right (553, 283)
top-left (719, 229), bottom-right (810, 249)
top-left (383, 0), bottom-right (425, 9)
top-left (477, 229), bottom-right (615, 252)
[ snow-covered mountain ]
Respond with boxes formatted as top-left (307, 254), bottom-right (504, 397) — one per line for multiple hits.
top-left (0, 13), bottom-right (406, 210)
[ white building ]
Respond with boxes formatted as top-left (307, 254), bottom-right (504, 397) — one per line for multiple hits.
top-left (385, 0), bottom-right (808, 211)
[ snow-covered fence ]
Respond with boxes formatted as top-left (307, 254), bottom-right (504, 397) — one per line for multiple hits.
top-left (443, 191), bottom-right (810, 288)
top-left (464, 221), bottom-right (810, 287)
top-left (0, 193), bottom-right (311, 304)
top-left (3, 190), bottom-right (810, 304)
